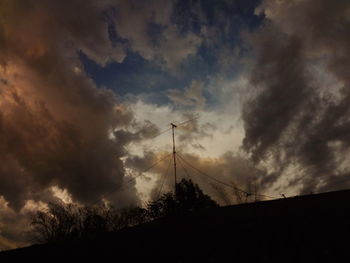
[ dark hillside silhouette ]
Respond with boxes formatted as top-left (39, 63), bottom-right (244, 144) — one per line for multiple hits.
top-left (2, 188), bottom-right (350, 262)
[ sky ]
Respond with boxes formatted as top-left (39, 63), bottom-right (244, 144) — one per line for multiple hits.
top-left (1, 0), bottom-right (350, 250)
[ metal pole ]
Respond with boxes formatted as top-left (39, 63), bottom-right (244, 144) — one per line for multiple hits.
top-left (171, 123), bottom-right (177, 195)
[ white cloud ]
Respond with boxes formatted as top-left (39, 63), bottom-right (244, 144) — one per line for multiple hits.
top-left (114, 0), bottom-right (202, 72)
top-left (168, 80), bottom-right (206, 109)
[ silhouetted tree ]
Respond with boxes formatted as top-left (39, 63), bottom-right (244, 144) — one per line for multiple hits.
top-left (111, 206), bottom-right (148, 230)
top-left (147, 192), bottom-right (177, 219)
top-left (30, 203), bottom-right (81, 243)
top-left (77, 205), bottom-right (115, 237)
top-left (30, 179), bottom-right (217, 244)
top-left (147, 179), bottom-right (218, 219)
top-left (30, 203), bottom-right (148, 244)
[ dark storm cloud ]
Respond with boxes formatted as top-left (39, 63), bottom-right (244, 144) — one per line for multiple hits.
top-left (125, 151), bottom-right (157, 173)
top-left (242, 0), bottom-right (350, 194)
top-left (242, 30), bottom-right (312, 162)
top-left (114, 120), bottom-right (159, 149)
top-left (0, 0), bottom-right (163, 212)
top-left (0, 0), bottom-right (177, 248)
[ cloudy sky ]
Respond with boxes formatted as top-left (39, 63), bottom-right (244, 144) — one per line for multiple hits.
top-left (1, 0), bottom-right (350, 250)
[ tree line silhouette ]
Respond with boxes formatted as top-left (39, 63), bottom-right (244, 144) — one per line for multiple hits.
top-left (30, 179), bottom-right (218, 244)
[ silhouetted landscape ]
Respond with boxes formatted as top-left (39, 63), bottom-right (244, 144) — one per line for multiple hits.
top-left (1, 185), bottom-right (350, 262)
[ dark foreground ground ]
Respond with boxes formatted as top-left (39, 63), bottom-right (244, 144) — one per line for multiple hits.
top-left (1, 190), bottom-right (350, 262)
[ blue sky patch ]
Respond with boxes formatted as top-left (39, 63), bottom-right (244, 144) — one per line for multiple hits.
top-left (80, 0), bottom-right (264, 107)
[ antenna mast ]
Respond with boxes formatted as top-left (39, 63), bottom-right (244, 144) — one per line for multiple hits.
top-left (171, 123), bottom-right (177, 195)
